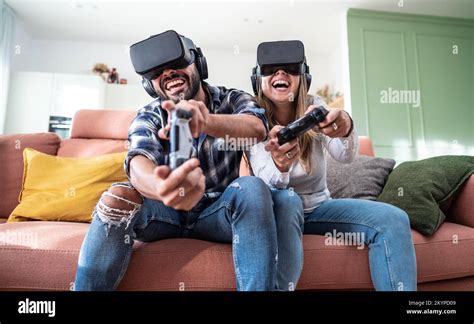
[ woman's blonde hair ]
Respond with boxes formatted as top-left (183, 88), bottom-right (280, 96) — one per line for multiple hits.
top-left (256, 75), bottom-right (317, 173)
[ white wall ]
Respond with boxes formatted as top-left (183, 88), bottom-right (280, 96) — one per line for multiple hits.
top-left (308, 51), bottom-right (344, 97)
top-left (205, 48), bottom-right (255, 93)
top-left (11, 38), bottom-right (141, 84)
top-left (206, 48), bottom-right (343, 95)
top-left (10, 17), bottom-right (32, 72)
top-left (10, 17), bottom-right (345, 101)
top-left (5, 72), bottom-right (53, 134)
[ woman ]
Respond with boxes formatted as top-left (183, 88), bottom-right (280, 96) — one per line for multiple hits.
top-left (248, 40), bottom-right (417, 291)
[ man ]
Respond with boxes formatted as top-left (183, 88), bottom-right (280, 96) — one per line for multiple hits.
top-left (74, 30), bottom-right (304, 291)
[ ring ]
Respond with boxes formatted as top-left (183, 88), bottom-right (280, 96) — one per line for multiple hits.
top-left (286, 152), bottom-right (293, 159)
top-left (332, 122), bottom-right (338, 131)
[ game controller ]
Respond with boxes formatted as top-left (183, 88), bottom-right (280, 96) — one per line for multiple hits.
top-left (277, 106), bottom-right (329, 145)
top-left (169, 108), bottom-right (194, 170)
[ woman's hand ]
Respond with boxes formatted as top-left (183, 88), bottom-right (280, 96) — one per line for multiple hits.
top-left (264, 126), bottom-right (301, 172)
top-left (306, 105), bottom-right (353, 138)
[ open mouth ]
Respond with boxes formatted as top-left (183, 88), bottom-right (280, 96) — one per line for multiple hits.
top-left (272, 79), bottom-right (290, 90)
top-left (164, 77), bottom-right (186, 91)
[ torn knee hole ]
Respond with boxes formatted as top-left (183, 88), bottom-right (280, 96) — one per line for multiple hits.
top-left (96, 185), bottom-right (142, 228)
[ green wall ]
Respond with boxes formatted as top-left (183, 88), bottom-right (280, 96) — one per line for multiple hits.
top-left (347, 9), bottom-right (474, 162)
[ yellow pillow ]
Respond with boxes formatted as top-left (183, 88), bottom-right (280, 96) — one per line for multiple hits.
top-left (8, 148), bottom-right (128, 223)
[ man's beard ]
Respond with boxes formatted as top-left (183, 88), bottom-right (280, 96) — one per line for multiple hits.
top-left (158, 70), bottom-right (201, 103)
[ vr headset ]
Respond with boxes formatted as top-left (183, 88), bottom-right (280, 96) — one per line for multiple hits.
top-left (251, 40), bottom-right (311, 95)
top-left (130, 30), bottom-right (208, 98)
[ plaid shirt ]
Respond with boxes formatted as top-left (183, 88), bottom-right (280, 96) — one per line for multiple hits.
top-left (124, 82), bottom-right (268, 195)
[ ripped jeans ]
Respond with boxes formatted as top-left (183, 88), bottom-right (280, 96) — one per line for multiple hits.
top-left (74, 176), bottom-right (301, 291)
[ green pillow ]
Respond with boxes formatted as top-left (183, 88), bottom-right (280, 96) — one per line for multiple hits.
top-left (377, 155), bottom-right (474, 236)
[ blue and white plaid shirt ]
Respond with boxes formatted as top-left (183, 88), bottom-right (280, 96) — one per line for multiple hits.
top-left (124, 82), bottom-right (268, 195)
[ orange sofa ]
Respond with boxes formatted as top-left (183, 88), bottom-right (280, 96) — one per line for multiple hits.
top-left (0, 109), bottom-right (473, 291)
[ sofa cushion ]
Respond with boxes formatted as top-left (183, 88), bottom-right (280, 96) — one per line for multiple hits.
top-left (1, 221), bottom-right (473, 291)
top-left (8, 149), bottom-right (127, 223)
top-left (56, 109), bottom-right (136, 158)
top-left (0, 222), bottom-right (88, 290)
top-left (326, 155), bottom-right (395, 200)
top-left (57, 138), bottom-right (128, 158)
top-left (449, 175), bottom-right (474, 228)
top-left (0, 133), bottom-right (61, 219)
top-left (411, 222), bottom-right (474, 283)
top-left (378, 156), bottom-right (474, 235)
top-left (70, 109), bottom-right (136, 140)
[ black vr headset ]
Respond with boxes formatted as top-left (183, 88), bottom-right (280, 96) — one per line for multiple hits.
top-left (251, 40), bottom-right (312, 95)
top-left (130, 30), bottom-right (208, 98)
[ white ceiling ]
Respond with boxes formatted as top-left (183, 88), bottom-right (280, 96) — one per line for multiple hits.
top-left (6, 0), bottom-right (474, 56)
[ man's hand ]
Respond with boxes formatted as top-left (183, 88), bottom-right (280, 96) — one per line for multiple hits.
top-left (306, 105), bottom-right (352, 138)
top-left (152, 158), bottom-right (205, 211)
top-left (130, 156), bottom-right (205, 211)
top-left (158, 100), bottom-right (209, 139)
top-left (264, 126), bottom-right (301, 173)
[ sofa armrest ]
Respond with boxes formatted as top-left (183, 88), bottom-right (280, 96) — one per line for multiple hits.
top-left (0, 133), bottom-right (61, 218)
top-left (448, 175), bottom-right (474, 228)
top-left (358, 136), bottom-right (375, 157)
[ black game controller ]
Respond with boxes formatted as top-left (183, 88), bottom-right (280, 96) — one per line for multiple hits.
top-left (169, 108), bottom-right (194, 170)
top-left (277, 106), bottom-right (329, 145)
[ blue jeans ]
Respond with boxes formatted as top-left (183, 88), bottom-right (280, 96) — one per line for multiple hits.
top-left (75, 176), bottom-right (302, 291)
top-left (303, 198), bottom-right (417, 291)
top-left (271, 189), bottom-right (304, 291)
